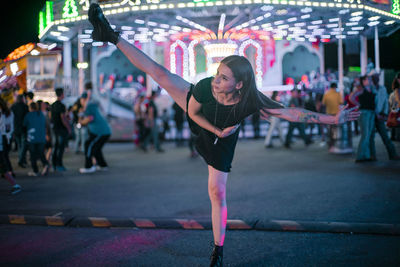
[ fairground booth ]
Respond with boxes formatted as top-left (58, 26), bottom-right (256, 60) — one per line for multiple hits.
top-left (2, 0), bottom-right (399, 140)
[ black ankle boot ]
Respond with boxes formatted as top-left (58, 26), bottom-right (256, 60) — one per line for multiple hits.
top-left (210, 245), bottom-right (223, 267)
top-left (88, 3), bottom-right (120, 45)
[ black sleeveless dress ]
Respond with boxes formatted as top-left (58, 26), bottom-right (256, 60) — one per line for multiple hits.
top-left (186, 77), bottom-right (282, 172)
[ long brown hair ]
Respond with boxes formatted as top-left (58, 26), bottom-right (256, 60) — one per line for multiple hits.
top-left (220, 55), bottom-right (283, 117)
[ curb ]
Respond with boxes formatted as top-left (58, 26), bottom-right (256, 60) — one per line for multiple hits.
top-left (1, 214), bottom-right (399, 235)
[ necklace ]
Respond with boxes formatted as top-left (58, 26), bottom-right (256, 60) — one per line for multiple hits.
top-left (213, 96), bottom-right (238, 145)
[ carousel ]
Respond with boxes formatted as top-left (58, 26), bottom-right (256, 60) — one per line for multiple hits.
top-left (8, 0), bottom-right (399, 141)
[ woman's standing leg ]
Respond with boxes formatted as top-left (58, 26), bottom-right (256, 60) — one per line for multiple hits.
top-left (208, 165), bottom-right (228, 266)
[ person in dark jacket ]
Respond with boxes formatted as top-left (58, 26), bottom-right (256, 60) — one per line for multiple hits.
top-left (11, 94), bottom-right (29, 168)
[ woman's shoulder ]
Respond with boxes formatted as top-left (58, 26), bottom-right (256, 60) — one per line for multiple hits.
top-left (193, 77), bottom-right (213, 103)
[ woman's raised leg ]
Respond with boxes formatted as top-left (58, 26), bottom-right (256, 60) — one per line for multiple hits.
top-left (89, 3), bottom-right (190, 111)
top-left (117, 38), bottom-right (190, 111)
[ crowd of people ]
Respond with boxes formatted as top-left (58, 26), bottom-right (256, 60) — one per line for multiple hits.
top-left (0, 82), bottom-right (112, 194)
top-left (131, 71), bottom-right (400, 164)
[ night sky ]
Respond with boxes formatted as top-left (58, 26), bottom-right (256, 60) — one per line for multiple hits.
top-left (1, 1), bottom-right (399, 71)
top-left (0, 0), bottom-right (47, 59)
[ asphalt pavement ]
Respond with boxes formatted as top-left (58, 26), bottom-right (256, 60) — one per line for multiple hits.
top-left (0, 135), bottom-right (399, 266)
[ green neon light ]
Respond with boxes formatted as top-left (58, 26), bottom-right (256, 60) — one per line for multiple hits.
top-left (39, 11), bottom-right (45, 35)
top-left (62, 0), bottom-right (79, 19)
top-left (349, 66), bottom-right (361, 73)
top-left (46, 1), bottom-right (54, 23)
top-left (393, 0), bottom-right (400, 15)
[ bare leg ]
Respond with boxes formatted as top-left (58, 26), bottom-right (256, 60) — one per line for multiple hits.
top-left (117, 38), bottom-right (190, 111)
top-left (208, 165), bottom-right (228, 246)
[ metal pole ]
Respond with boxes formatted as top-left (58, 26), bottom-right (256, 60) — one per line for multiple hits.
top-left (63, 40), bottom-right (72, 91)
top-left (338, 18), bottom-right (344, 97)
top-left (78, 29), bottom-right (84, 96)
top-left (320, 42), bottom-right (325, 75)
top-left (374, 26), bottom-right (380, 73)
top-left (90, 46), bottom-right (97, 95)
top-left (360, 35), bottom-right (367, 75)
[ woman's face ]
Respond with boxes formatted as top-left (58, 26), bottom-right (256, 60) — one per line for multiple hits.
top-left (212, 63), bottom-right (242, 95)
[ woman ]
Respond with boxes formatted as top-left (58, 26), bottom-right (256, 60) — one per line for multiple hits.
top-left (389, 72), bottom-right (400, 141)
top-left (350, 76), bottom-right (377, 162)
top-left (0, 98), bottom-right (21, 194)
top-left (88, 4), bottom-right (360, 266)
top-left (0, 98), bottom-right (14, 176)
top-left (78, 94), bottom-right (111, 174)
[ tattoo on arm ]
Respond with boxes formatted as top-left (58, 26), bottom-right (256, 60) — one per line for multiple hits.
top-left (285, 108), bottom-right (332, 124)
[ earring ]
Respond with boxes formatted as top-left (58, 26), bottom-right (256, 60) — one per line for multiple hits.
top-left (238, 89), bottom-right (241, 95)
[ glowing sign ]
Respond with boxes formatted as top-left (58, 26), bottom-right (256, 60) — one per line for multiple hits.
top-left (4, 43), bottom-right (35, 62)
top-left (62, 0), bottom-right (79, 19)
top-left (38, 1), bottom-right (53, 36)
top-left (393, 0), bottom-right (400, 15)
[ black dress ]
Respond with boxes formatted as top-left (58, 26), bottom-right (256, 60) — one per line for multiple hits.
top-left (186, 77), bottom-right (282, 172)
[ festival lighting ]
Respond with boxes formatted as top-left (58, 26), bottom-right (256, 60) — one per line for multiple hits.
top-left (57, 36), bottom-right (69, 41)
top-left (351, 26), bottom-right (364, 30)
top-left (80, 39), bottom-right (93, 43)
top-left (78, 34), bottom-right (91, 39)
top-left (261, 5), bottom-right (274, 11)
top-left (301, 7), bottom-right (312, 13)
top-left (77, 62), bottom-right (88, 69)
top-left (301, 14), bottom-right (311, 19)
top-left (57, 26), bottom-right (69, 32)
top-left (238, 39), bottom-right (262, 88)
top-left (311, 20), bottom-right (323, 25)
top-left (367, 21), bottom-right (380, 26)
top-left (170, 40), bottom-right (189, 80)
top-left (294, 22), bottom-right (306, 27)
top-left (92, 42), bottom-right (104, 46)
top-left (327, 23), bottom-right (339, 28)
top-left (346, 22), bottom-right (358, 26)
top-left (4, 43), bottom-right (35, 62)
top-left (338, 9), bottom-right (350, 15)
top-left (47, 43), bottom-right (57, 50)
top-left (329, 18), bottom-right (340, 22)
top-left (121, 26), bottom-right (133, 30)
top-left (50, 31), bottom-right (61, 37)
top-left (351, 11), bottom-right (363, 16)
top-left (188, 40), bottom-right (199, 80)
top-left (384, 20), bottom-right (395, 25)
top-left (350, 16), bottom-right (363, 21)
top-left (62, 0), bottom-right (79, 19)
top-left (287, 17), bottom-right (297, 22)
top-left (0, 75), bottom-right (7, 83)
top-left (10, 63), bottom-right (19, 75)
top-left (368, 16), bottom-right (380, 21)
top-left (30, 49), bottom-right (40, 56)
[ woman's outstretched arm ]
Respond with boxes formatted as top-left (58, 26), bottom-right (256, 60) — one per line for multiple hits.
top-left (261, 105), bottom-right (360, 125)
top-left (117, 38), bottom-right (190, 111)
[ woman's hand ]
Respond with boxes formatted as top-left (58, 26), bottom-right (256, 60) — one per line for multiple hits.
top-left (335, 104), bottom-right (361, 124)
top-left (218, 124), bottom-right (240, 138)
